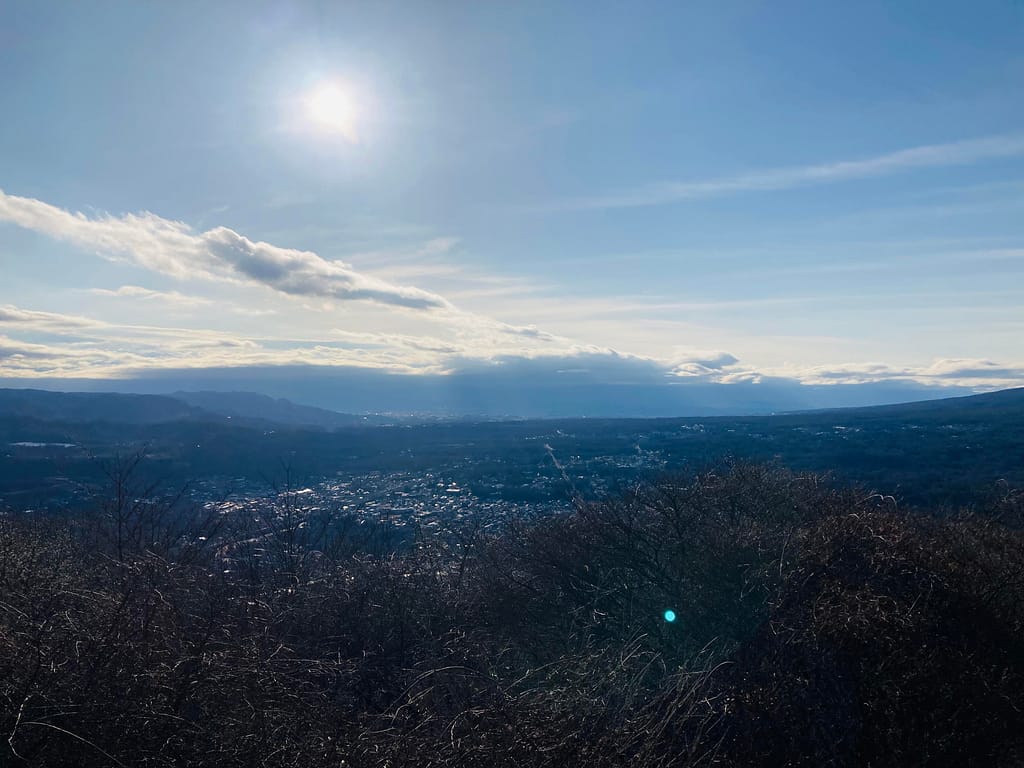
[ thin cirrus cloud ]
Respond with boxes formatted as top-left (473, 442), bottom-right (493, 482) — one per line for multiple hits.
top-left (88, 285), bottom-right (213, 306)
top-left (557, 133), bottom-right (1024, 211)
top-left (86, 285), bottom-right (279, 316)
top-left (0, 304), bottom-right (99, 330)
top-left (0, 188), bottom-right (454, 311)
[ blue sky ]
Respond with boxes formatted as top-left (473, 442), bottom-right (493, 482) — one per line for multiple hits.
top-left (1, 1), bottom-right (1023, 413)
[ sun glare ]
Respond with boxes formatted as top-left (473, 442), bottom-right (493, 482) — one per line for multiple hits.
top-left (305, 82), bottom-right (359, 142)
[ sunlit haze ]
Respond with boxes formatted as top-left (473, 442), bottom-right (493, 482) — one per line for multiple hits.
top-left (305, 81), bottom-right (360, 142)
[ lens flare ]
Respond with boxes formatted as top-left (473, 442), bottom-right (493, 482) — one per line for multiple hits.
top-left (663, 609), bottom-right (677, 623)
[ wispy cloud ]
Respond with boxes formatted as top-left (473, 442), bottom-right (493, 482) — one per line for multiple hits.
top-left (352, 237), bottom-right (462, 270)
top-left (85, 285), bottom-right (277, 316)
top-left (669, 350), bottom-right (740, 377)
top-left (557, 133), bottom-right (1024, 211)
top-left (763, 358), bottom-right (1024, 387)
top-left (0, 304), bottom-right (99, 330)
top-left (0, 332), bottom-right (444, 378)
top-left (0, 302), bottom-right (569, 379)
top-left (0, 189), bottom-right (454, 311)
top-left (88, 285), bottom-right (213, 306)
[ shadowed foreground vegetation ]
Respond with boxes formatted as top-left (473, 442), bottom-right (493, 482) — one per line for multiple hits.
top-left (1, 462), bottom-right (1022, 766)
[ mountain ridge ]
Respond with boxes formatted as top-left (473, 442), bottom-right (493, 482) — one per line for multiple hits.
top-left (168, 390), bottom-right (385, 429)
top-left (1, 385), bottom-right (1022, 427)
top-left (0, 388), bottom-right (376, 430)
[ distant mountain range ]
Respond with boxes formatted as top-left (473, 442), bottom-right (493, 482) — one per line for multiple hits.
top-left (0, 389), bottom-right (205, 425)
top-left (792, 385), bottom-right (1024, 418)
top-left (169, 391), bottom-right (386, 429)
top-left (0, 388), bottom-right (385, 430)
top-left (0, 365), bottom-right (989, 418)
top-left (0, 385), bottom-right (1020, 429)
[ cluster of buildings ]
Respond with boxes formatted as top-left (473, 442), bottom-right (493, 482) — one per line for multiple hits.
top-left (194, 469), bottom-right (566, 538)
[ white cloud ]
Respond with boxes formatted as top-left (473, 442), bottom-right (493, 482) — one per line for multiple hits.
top-left (764, 358), bottom-right (1024, 388)
top-left (921, 358), bottom-right (1024, 380)
top-left (0, 330), bottom-right (442, 379)
top-left (86, 284), bottom-right (278, 316)
top-left (0, 189), bottom-right (454, 311)
top-left (2, 300), bottom-right (1023, 393)
top-left (88, 285), bottom-right (213, 306)
top-left (330, 329), bottom-right (462, 355)
top-left (0, 301), bottom-right (569, 379)
top-left (669, 350), bottom-right (740, 377)
top-left (557, 133), bottom-right (1024, 211)
top-left (0, 304), bottom-right (101, 330)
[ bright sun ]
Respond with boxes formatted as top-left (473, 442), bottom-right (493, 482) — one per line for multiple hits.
top-left (305, 82), bottom-right (359, 142)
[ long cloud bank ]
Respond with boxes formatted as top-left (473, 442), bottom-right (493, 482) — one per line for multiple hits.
top-left (2, 302), bottom-right (1023, 391)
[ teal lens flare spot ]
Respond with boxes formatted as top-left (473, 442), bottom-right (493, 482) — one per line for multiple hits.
top-left (663, 609), bottom-right (676, 623)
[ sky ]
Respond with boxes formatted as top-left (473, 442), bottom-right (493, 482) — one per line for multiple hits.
top-left (1, 1), bottom-right (1023, 415)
